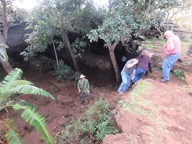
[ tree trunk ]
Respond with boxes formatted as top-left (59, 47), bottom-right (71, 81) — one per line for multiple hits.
top-left (61, 32), bottom-right (79, 71)
top-left (0, 59), bottom-right (13, 73)
top-left (1, 0), bottom-right (8, 42)
top-left (0, 0), bottom-right (13, 73)
top-left (52, 42), bottom-right (59, 69)
top-left (107, 40), bottom-right (120, 83)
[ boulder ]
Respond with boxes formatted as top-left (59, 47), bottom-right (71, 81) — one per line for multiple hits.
top-left (7, 22), bottom-right (32, 59)
top-left (79, 53), bottom-right (112, 70)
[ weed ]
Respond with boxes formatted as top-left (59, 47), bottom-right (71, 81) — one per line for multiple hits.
top-left (172, 69), bottom-right (185, 81)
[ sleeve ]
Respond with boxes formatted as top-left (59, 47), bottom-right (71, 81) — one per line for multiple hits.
top-left (164, 38), bottom-right (175, 56)
top-left (77, 80), bottom-right (80, 89)
top-left (86, 79), bottom-right (90, 89)
top-left (148, 62), bottom-right (152, 72)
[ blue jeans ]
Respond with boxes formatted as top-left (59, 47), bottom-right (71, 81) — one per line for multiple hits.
top-left (162, 53), bottom-right (180, 80)
top-left (118, 71), bottom-right (131, 93)
top-left (133, 68), bottom-right (146, 83)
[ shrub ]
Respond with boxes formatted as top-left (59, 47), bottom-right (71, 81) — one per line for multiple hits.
top-left (53, 60), bottom-right (74, 80)
top-left (58, 99), bottom-right (119, 143)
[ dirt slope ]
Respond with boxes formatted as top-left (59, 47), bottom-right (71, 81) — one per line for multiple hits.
top-left (103, 68), bottom-right (192, 144)
top-left (1, 55), bottom-right (192, 144)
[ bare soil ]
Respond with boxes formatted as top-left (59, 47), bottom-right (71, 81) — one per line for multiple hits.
top-left (1, 50), bottom-right (192, 144)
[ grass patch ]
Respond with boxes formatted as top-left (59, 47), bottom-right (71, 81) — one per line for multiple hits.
top-left (122, 80), bottom-right (153, 116)
top-left (144, 38), bottom-right (192, 56)
top-left (181, 38), bottom-right (192, 55)
top-left (172, 69), bottom-right (185, 82)
top-left (144, 39), bottom-right (165, 50)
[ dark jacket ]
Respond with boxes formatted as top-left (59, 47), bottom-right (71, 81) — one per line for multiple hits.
top-left (137, 54), bottom-right (152, 72)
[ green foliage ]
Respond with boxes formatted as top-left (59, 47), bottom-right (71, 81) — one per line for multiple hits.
top-left (172, 69), bottom-right (185, 81)
top-left (53, 60), bottom-right (74, 80)
top-left (22, 0), bottom-right (103, 61)
top-left (0, 68), bottom-right (55, 144)
top-left (73, 71), bottom-right (82, 84)
top-left (58, 99), bottom-right (119, 143)
top-left (3, 119), bottom-right (24, 144)
top-left (71, 38), bottom-right (86, 58)
top-left (88, 0), bottom-right (182, 44)
top-left (0, 44), bottom-right (9, 61)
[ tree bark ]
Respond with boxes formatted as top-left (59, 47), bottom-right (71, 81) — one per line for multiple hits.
top-left (0, 59), bottom-right (13, 73)
top-left (52, 42), bottom-right (59, 69)
top-left (0, 0), bottom-right (13, 73)
top-left (1, 0), bottom-right (8, 42)
top-left (107, 40), bottom-right (120, 83)
top-left (61, 32), bottom-right (79, 71)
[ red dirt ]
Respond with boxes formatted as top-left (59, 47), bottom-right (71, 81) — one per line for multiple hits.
top-left (1, 53), bottom-right (192, 144)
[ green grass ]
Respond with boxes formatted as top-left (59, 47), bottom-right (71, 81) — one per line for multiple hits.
top-left (122, 80), bottom-right (153, 116)
top-left (144, 38), bottom-right (165, 50)
top-left (144, 38), bottom-right (192, 56)
top-left (181, 38), bottom-right (192, 55)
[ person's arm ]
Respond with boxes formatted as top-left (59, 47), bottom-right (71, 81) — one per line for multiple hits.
top-left (85, 79), bottom-right (90, 93)
top-left (77, 80), bottom-right (81, 93)
top-left (164, 38), bottom-right (175, 56)
top-left (127, 59), bottom-right (138, 68)
top-left (148, 62), bottom-right (152, 73)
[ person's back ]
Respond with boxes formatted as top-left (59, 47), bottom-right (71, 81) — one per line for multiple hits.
top-left (122, 59), bottom-right (136, 75)
top-left (132, 50), bottom-right (152, 83)
top-left (118, 58), bottom-right (138, 94)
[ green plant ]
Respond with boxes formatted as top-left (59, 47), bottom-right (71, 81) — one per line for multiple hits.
top-left (73, 71), bottom-right (81, 84)
top-left (53, 60), bottom-right (74, 80)
top-left (58, 98), bottom-right (119, 143)
top-left (172, 69), bottom-right (185, 81)
top-left (0, 68), bottom-right (55, 144)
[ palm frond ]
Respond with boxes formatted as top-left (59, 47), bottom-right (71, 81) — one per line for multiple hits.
top-left (3, 119), bottom-right (24, 144)
top-left (0, 68), bottom-right (23, 92)
top-left (13, 102), bottom-right (54, 144)
top-left (9, 85), bottom-right (55, 100)
top-left (13, 80), bottom-right (33, 86)
top-left (5, 129), bottom-right (24, 144)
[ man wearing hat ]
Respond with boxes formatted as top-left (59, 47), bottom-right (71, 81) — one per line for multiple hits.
top-left (161, 30), bottom-right (181, 82)
top-left (77, 74), bottom-right (91, 104)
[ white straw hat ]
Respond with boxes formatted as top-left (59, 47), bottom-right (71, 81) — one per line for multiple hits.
top-left (80, 74), bottom-right (85, 79)
top-left (164, 30), bottom-right (173, 36)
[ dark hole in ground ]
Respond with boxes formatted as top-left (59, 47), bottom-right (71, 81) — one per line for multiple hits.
top-left (78, 63), bottom-right (116, 87)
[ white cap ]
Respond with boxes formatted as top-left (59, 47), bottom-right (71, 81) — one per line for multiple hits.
top-left (164, 30), bottom-right (173, 36)
top-left (80, 74), bottom-right (85, 79)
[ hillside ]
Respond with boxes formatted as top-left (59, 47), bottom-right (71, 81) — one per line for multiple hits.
top-left (1, 39), bottom-right (192, 144)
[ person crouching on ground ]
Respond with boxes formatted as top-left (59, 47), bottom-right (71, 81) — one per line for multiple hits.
top-left (132, 50), bottom-right (153, 84)
top-left (118, 58), bottom-right (139, 94)
top-left (161, 30), bottom-right (181, 83)
top-left (77, 74), bottom-right (92, 104)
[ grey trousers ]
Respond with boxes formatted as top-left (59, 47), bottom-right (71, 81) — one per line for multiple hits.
top-left (80, 92), bottom-right (91, 103)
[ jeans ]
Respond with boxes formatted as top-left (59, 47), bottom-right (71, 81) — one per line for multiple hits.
top-left (80, 91), bottom-right (91, 103)
top-left (118, 71), bottom-right (131, 93)
top-left (133, 68), bottom-right (146, 83)
top-left (162, 53), bottom-right (180, 80)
